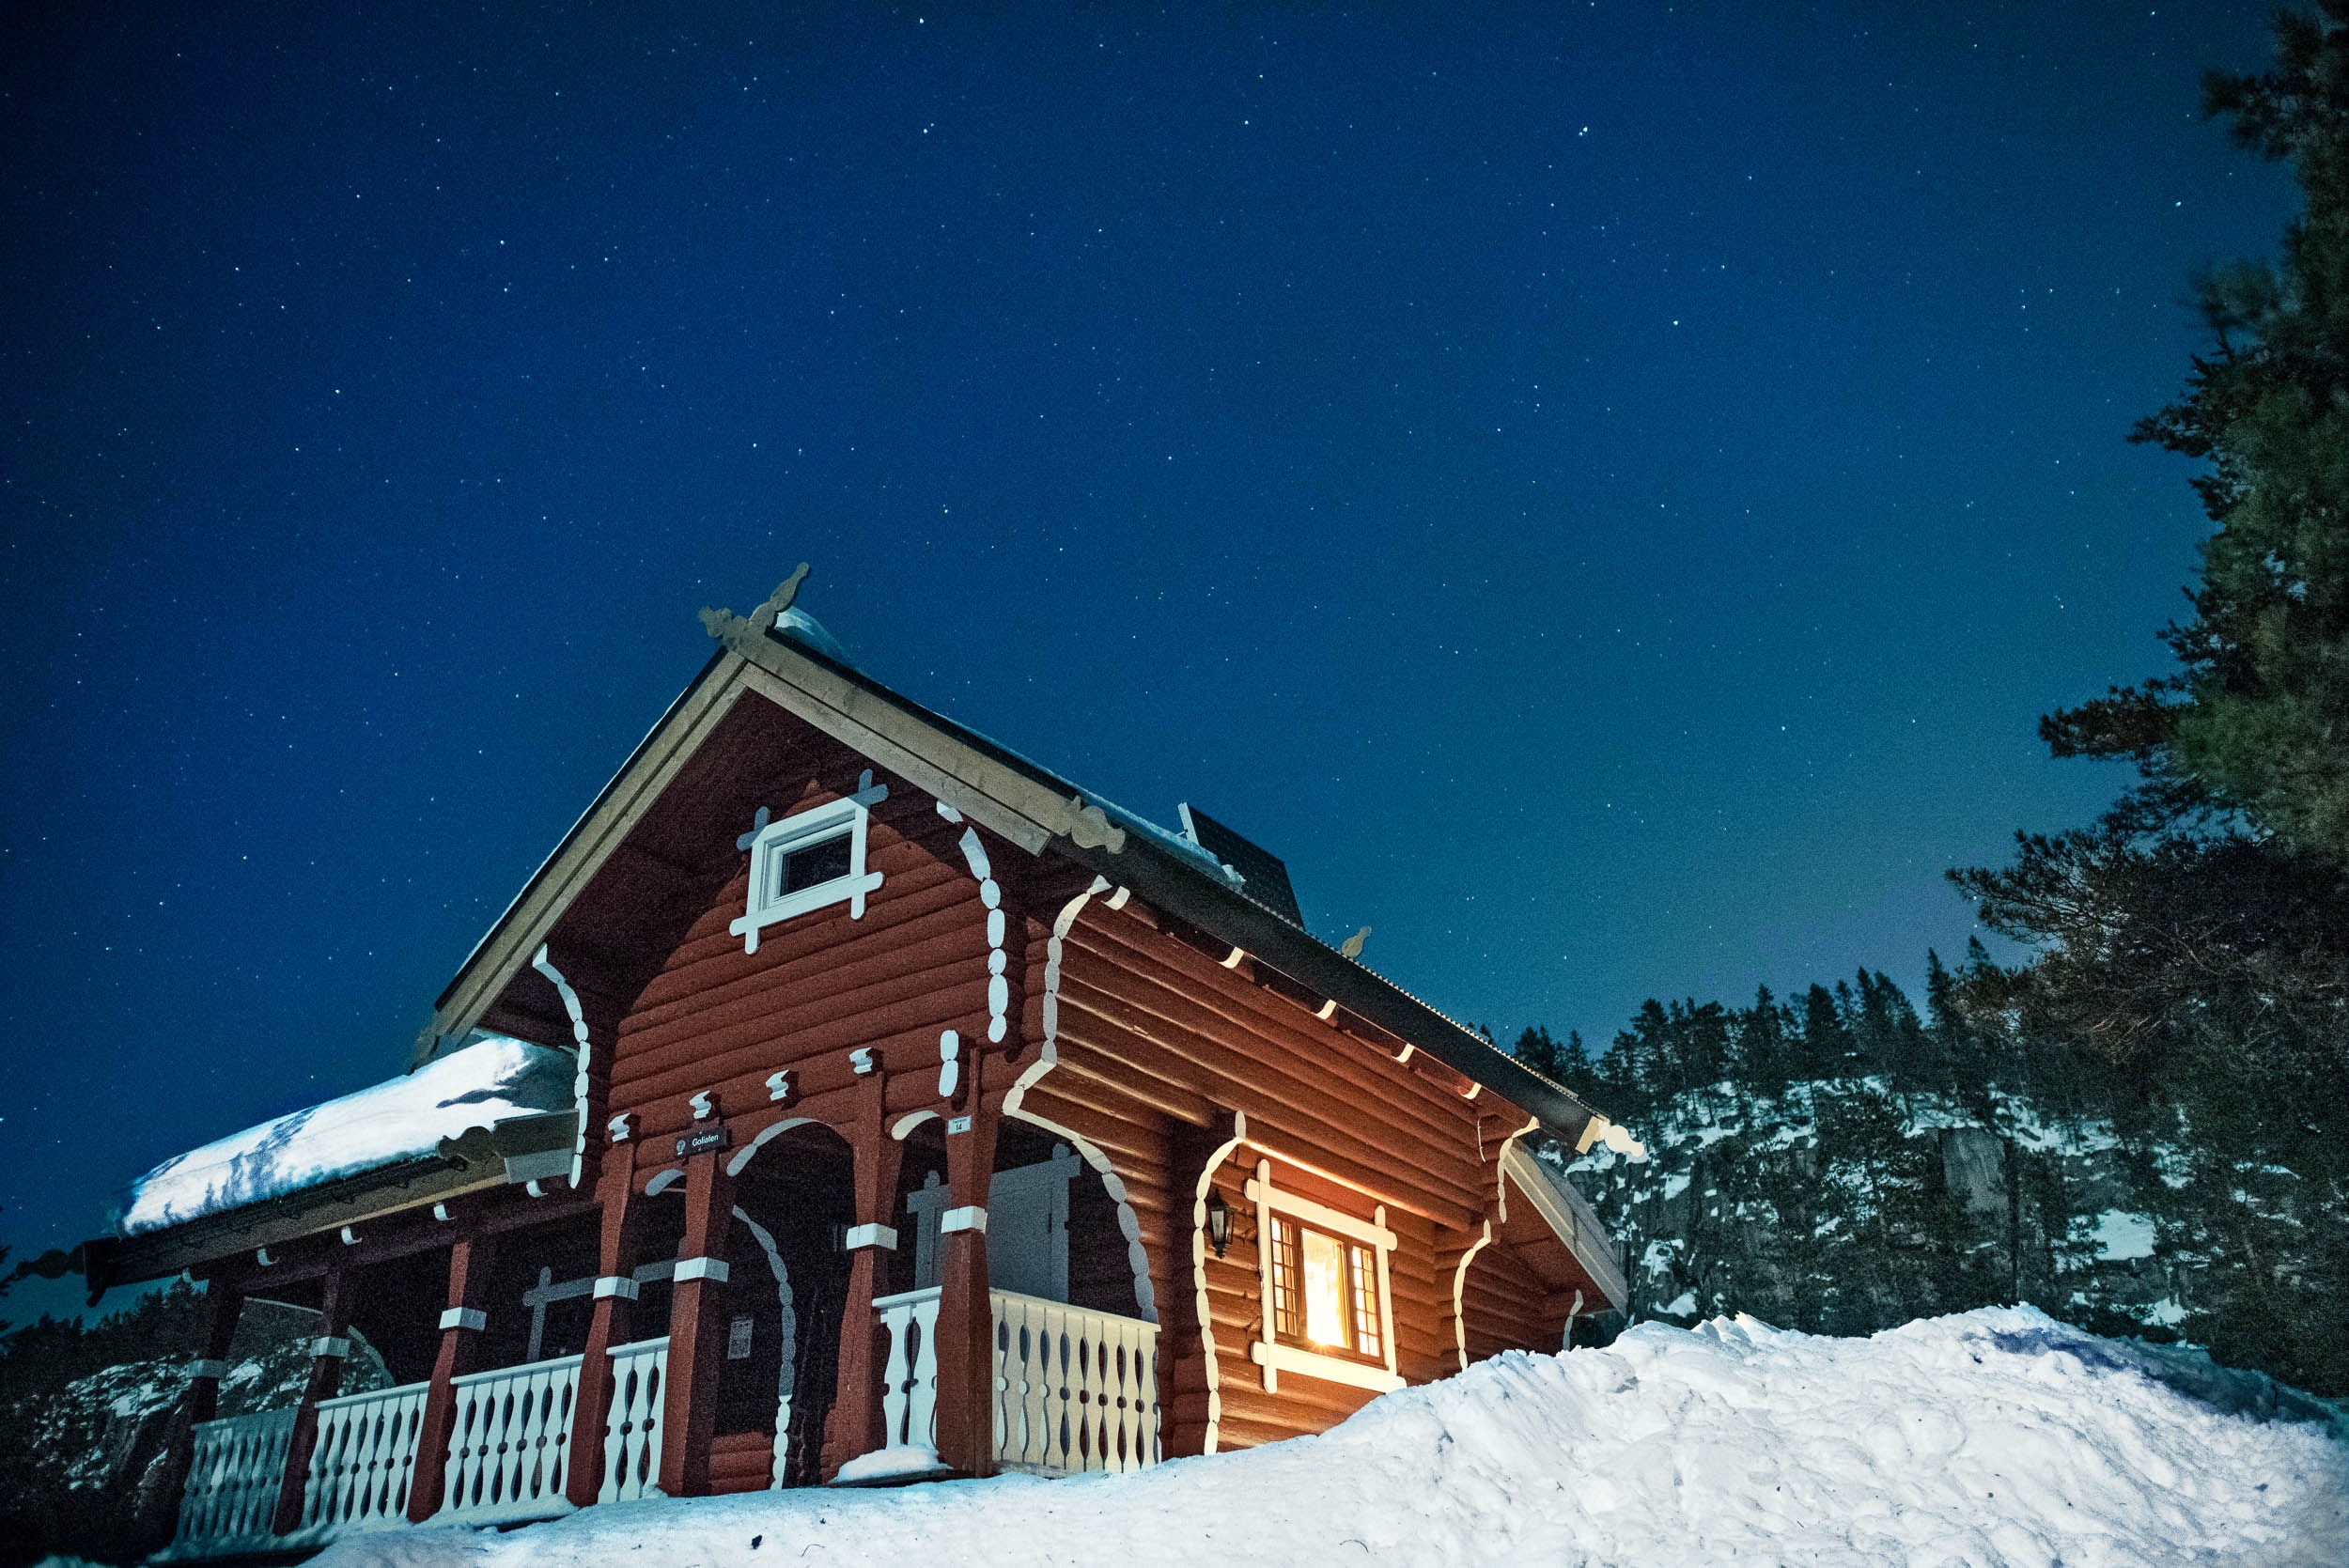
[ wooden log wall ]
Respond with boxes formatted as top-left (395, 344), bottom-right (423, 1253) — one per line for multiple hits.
top-left (707, 1434), bottom-right (775, 1497)
top-left (1032, 893), bottom-right (1581, 1452)
top-left (603, 762), bottom-right (991, 1145)
top-left (479, 692), bottom-right (1602, 1471)
top-left (1459, 1236), bottom-right (1559, 1365)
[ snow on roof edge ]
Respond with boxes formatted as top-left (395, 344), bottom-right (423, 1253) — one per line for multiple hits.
top-left (117, 1037), bottom-right (576, 1238)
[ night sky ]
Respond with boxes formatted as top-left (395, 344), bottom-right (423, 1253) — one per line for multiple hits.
top-left (0, 2), bottom-right (2296, 1319)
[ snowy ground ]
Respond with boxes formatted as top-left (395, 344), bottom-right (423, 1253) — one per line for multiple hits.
top-left (312, 1307), bottom-right (2346, 1568)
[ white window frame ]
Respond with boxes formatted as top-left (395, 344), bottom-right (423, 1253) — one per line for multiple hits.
top-left (730, 795), bottom-right (884, 954)
top-left (1244, 1157), bottom-right (1403, 1394)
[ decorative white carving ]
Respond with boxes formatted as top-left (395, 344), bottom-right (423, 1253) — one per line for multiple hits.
top-left (844, 1222), bottom-right (899, 1252)
top-left (937, 1030), bottom-right (960, 1099)
top-left (531, 944), bottom-right (596, 1189)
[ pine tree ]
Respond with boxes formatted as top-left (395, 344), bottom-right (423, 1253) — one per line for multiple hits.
top-left (1950, 3), bottom-right (2349, 1395)
top-left (2043, 5), bottom-right (2349, 863)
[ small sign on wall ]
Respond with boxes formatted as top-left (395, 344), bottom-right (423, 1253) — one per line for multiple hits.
top-left (728, 1314), bottom-right (754, 1360)
top-left (676, 1126), bottom-right (732, 1158)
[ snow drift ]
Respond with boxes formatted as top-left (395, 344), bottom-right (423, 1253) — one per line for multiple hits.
top-left (310, 1306), bottom-right (2344, 1568)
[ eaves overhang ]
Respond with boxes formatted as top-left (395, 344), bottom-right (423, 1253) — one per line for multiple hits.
top-left (81, 1110), bottom-right (577, 1296)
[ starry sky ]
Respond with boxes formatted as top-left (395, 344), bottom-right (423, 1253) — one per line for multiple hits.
top-left (0, 1), bottom-right (2297, 1318)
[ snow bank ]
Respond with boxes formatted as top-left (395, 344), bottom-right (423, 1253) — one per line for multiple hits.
top-left (313, 1307), bottom-right (2345, 1568)
top-left (118, 1037), bottom-right (574, 1234)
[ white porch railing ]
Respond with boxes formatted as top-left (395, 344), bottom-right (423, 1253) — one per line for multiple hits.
top-left (598, 1335), bottom-right (669, 1502)
top-left (991, 1291), bottom-right (1159, 1475)
top-left (440, 1352), bottom-right (580, 1526)
top-left (296, 1379), bottom-right (430, 1535)
top-left (866, 1287), bottom-right (1160, 1478)
top-left (874, 1286), bottom-right (942, 1452)
top-left (159, 1337), bottom-right (672, 1559)
top-left (163, 1405), bottom-right (297, 1560)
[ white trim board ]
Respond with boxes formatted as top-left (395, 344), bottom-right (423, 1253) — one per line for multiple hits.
top-left (1247, 1339), bottom-right (1405, 1394)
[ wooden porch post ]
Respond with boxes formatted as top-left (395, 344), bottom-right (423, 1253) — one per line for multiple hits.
top-left (820, 1078), bottom-right (904, 1478)
top-left (405, 1233), bottom-right (496, 1522)
top-left (654, 1147), bottom-right (736, 1498)
top-left (931, 1089), bottom-right (1001, 1477)
top-left (272, 1266), bottom-right (353, 1537)
top-left (156, 1281), bottom-right (245, 1529)
top-left (563, 1149), bottom-right (645, 1508)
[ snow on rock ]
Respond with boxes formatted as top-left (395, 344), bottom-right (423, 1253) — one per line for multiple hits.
top-left (2089, 1209), bottom-right (2157, 1263)
top-left (118, 1037), bottom-right (574, 1234)
top-left (313, 1307), bottom-right (2345, 1568)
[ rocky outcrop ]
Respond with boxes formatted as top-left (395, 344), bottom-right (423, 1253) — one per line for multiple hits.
top-left (0, 1296), bottom-right (388, 1568)
top-left (1558, 1077), bottom-right (2198, 1342)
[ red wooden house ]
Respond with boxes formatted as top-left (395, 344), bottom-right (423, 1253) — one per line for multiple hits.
top-left (81, 575), bottom-right (1628, 1559)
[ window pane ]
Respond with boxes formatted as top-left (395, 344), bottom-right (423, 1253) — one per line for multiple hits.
top-left (780, 832), bottom-right (852, 895)
top-left (1270, 1219), bottom-right (1302, 1341)
top-left (1300, 1227), bottom-right (1348, 1349)
top-left (1349, 1244), bottom-right (1382, 1359)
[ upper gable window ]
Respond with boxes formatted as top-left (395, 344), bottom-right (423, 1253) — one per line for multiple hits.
top-left (730, 782), bottom-right (887, 954)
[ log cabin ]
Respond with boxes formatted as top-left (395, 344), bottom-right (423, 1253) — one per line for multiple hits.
top-left (77, 572), bottom-right (1630, 1560)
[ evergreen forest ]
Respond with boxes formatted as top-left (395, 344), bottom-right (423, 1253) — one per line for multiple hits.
top-left (1536, 2), bottom-right (2349, 1401)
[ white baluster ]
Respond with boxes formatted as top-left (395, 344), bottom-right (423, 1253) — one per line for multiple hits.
top-left (299, 1381), bottom-right (428, 1534)
top-left (431, 1353), bottom-right (582, 1527)
top-left (879, 1299), bottom-right (912, 1447)
top-left (909, 1293), bottom-right (940, 1450)
top-left (599, 1337), bottom-right (668, 1503)
top-left (872, 1286), bottom-right (941, 1454)
top-left (984, 1291), bottom-right (1159, 1479)
top-left (170, 1406), bottom-right (299, 1556)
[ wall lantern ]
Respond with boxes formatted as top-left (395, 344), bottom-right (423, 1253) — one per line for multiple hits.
top-left (1206, 1186), bottom-right (1237, 1259)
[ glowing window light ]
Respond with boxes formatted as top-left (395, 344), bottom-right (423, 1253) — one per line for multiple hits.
top-left (1300, 1227), bottom-right (1348, 1348)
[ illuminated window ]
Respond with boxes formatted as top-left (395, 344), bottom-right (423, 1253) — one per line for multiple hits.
top-left (1246, 1159), bottom-right (1403, 1393)
top-left (1269, 1217), bottom-right (1384, 1362)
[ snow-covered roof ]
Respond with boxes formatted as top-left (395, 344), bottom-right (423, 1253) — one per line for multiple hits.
top-left (117, 1037), bottom-right (575, 1236)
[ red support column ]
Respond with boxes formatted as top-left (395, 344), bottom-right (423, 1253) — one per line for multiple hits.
top-left (405, 1234), bottom-right (496, 1522)
top-left (272, 1267), bottom-right (353, 1537)
top-left (157, 1281), bottom-right (245, 1531)
top-left (820, 1079), bottom-right (905, 1480)
top-left (931, 1089), bottom-right (1001, 1478)
top-left (564, 1149), bottom-right (646, 1507)
top-left (655, 1147), bottom-right (737, 1498)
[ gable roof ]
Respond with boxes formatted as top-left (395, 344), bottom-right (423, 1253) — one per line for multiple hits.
top-left (426, 599), bottom-right (1610, 1144)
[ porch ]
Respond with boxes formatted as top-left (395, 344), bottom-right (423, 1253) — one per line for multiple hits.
top-left (160, 1291), bottom-right (1158, 1560)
